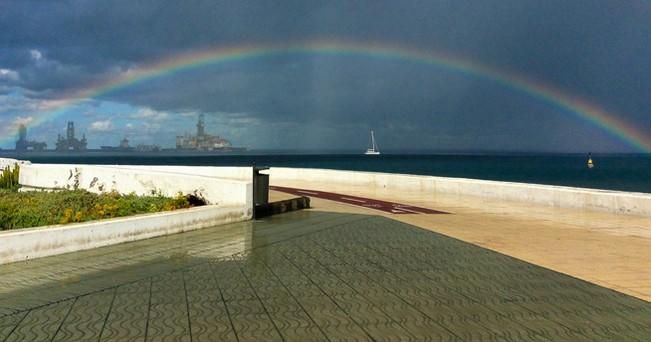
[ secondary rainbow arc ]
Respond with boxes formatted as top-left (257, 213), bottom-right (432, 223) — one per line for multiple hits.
top-left (12, 40), bottom-right (651, 152)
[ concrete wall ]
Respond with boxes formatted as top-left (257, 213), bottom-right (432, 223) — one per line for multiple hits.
top-left (270, 167), bottom-right (651, 216)
top-left (19, 164), bottom-right (252, 210)
top-left (0, 158), bottom-right (29, 170)
top-left (0, 205), bottom-right (249, 265)
top-left (107, 165), bottom-right (252, 181)
top-left (3, 163), bottom-right (254, 264)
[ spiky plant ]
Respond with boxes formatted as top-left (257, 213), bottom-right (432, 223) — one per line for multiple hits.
top-left (0, 164), bottom-right (19, 190)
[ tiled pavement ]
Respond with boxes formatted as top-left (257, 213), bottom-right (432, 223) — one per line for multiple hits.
top-left (1, 211), bottom-right (650, 341)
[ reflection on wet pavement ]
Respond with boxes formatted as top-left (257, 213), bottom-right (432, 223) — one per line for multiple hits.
top-left (0, 211), bottom-right (650, 341)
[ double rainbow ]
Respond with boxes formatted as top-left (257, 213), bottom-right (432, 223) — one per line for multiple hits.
top-left (11, 40), bottom-right (651, 152)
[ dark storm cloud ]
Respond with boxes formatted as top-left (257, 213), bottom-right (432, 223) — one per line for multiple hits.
top-left (1, 0), bottom-right (650, 151)
top-left (104, 56), bottom-right (480, 126)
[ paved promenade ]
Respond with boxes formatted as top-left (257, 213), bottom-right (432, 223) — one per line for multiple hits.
top-left (270, 180), bottom-right (651, 303)
top-left (1, 207), bottom-right (650, 340)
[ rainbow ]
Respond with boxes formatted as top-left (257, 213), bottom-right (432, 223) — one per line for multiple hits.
top-left (10, 40), bottom-right (651, 151)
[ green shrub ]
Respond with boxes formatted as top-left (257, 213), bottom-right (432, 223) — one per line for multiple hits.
top-left (0, 164), bottom-right (19, 190)
top-left (0, 189), bottom-right (199, 230)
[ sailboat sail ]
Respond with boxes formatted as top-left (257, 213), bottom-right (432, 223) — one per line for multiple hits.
top-left (365, 130), bottom-right (380, 155)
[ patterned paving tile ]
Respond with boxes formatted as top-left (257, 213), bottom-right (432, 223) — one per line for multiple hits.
top-left (0, 211), bottom-right (650, 340)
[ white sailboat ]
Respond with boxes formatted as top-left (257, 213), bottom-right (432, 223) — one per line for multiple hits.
top-left (365, 130), bottom-right (381, 155)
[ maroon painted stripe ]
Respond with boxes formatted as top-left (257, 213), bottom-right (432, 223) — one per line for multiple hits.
top-left (270, 186), bottom-right (448, 215)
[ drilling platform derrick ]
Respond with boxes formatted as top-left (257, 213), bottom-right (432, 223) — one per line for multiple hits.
top-left (175, 114), bottom-right (234, 151)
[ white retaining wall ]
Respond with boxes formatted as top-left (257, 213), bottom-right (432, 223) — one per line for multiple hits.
top-left (0, 157), bottom-right (30, 170)
top-left (1, 163), bottom-right (255, 264)
top-left (270, 167), bottom-right (651, 216)
top-left (19, 164), bottom-right (252, 208)
top-left (0, 205), bottom-right (249, 265)
top-left (107, 165), bottom-right (252, 180)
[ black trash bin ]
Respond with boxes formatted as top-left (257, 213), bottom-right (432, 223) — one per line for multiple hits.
top-left (253, 166), bottom-right (269, 206)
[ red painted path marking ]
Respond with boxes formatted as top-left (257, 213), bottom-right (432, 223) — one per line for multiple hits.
top-left (270, 186), bottom-right (448, 215)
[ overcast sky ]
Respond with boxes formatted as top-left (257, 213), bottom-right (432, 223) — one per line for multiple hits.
top-left (1, 0), bottom-right (650, 152)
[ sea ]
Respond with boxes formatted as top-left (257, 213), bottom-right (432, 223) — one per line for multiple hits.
top-left (12, 152), bottom-right (651, 194)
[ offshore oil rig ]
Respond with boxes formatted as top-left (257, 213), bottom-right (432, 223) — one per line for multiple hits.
top-left (15, 124), bottom-right (47, 152)
top-left (176, 114), bottom-right (239, 151)
top-left (55, 122), bottom-right (87, 151)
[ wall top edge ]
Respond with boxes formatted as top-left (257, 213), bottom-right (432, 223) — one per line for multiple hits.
top-left (269, 167), bottom-right (651, 198)
top-left (22, 164), bottom-right (252, 185)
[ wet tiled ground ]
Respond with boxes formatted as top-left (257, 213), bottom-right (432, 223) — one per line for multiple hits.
top-left (0, 211), bottom-right (650, 341)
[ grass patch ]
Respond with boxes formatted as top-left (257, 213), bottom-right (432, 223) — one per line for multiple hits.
top-left (0, 189), bottom-right (201, 230)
